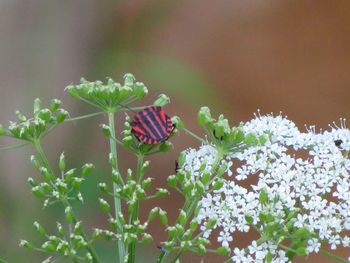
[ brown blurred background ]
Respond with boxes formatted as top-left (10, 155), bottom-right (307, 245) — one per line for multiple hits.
top-left (1, 0), bottom-right (350, 262)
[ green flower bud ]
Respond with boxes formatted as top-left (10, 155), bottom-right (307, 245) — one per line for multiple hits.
top-left (171, 116), bottom-right (184, 129)
top-left (212, 178), bottom-right (225, 190)
top-left (65, 85), bottom-right (79, 98)
top-left (82, 163), bottom-right (94, 177)
top-left (38, 109), bottom-right (51, 122)
top-left (41, 241), bottom-right (56, 252)
top-left (59, 152), bottom-right (65, 172)
top-left (177, 210), bottom-right (187, 226)
top-left (167, 175), bottom-right (177, 188)
top-left (154, 188), bottom-right (169, 198)
top-left (198, 244), bottom-right (206, 255)
top-left (141, 177), bottom-right (152, 189)
top-left (33, 98), bottom-right (42, 116)
top-left (27, 177), bottom-right (37, 187)
top-left (56, 109), bottom-right (68, 123)
top-left (50, 99), bottom-right (61, 113)
top-left (148, 207), bottom-right (159, 222)
top-left (65, 206), bottom-right (74, 223)
top-left (118, 86), bottom-right (133, 101)
top-left (32, 186), bottom-right (46, 198)
top-left (39, 167), bottom-right (54, 181)
top-left (101, 124), bottom-right (111, 137)
top-left (154, 94), bottom-right (170, 107)
top-left (141, 233), bottom-right (153, 244)
top-left (133, 82), bottom-right (148, 99)
top-left (19, 239), bottom-right (34, 249)
top-left (56, 222), bottom-right (64, 236)
top-left (159, 141), bottom-right (173, 152)
top-left (15, 111), bottom-right (26, 122)
top-left (197, 107), bottom-right (211, 126)
top-left (159, 209), bottom-right (168, 225)
top-left (123, 73), bottom-right (135, 87)
top-left (99, 198), bottom-right (110, 213)
top-left (244, 132), bottom-right (259, 146)
top-left (33, 221), bottom-right (46, 235)
top-left (98, 183), bottom-right (107, 192)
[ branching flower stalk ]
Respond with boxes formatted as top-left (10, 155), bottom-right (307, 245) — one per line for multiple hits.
top-left (33, 140), bottom-right (100, 263)
top-left (107, 111), bottom-right (126, 263)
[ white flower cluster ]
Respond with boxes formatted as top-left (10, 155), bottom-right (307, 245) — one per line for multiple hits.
top-left (182, 144), bottom-right (234, 181)
top-left (194, 113), bottom-right (350, 262)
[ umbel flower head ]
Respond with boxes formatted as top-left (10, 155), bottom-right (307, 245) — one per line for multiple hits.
top-left (192, 112), bottom-right (350, 262)
top-left (65, 73), bottom-right (148, 112)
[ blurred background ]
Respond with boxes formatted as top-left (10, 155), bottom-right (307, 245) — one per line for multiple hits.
top-left (1, 0), bottom-right (350, 262)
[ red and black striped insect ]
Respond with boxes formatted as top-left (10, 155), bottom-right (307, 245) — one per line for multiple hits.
top-left (131, 106), bottom-right (174, 144)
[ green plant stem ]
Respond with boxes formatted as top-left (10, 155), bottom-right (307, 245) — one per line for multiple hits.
top-left (156, 152), bottom-right (224, 263)
top-left (33, 140), bottom-right (100, 263)
top-left (107, 112), bottom-right (126, 263)
top-left (127, 154), bottom-right (145, 263)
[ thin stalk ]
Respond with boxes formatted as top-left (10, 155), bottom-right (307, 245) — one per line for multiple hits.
top-left (128, 154), bottom-right (145, 263)
top-left (66, 111), bottom-right (104, 122)
top-left (182, 128), bottom-right (205, 143)
top-left (0, 142), bottom-right (31, 151)
top-left (171, 249), bottom-right (184, 263)
top-left (319, 249), bottom-right (349, 263)
top-left (107, 112), bottom-right (126, 263)
top-left (33, 141), bottom-right (100, 263)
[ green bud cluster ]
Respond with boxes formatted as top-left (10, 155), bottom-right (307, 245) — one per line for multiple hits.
top-left (0, 98), bottom-right (68, 142)
top-left (21, 220), bottom-right (93, 262)
top-left (252, 189), bottom-right (312, 262)
top-left (29, 154), bottom-right (93, 208)
top-left (65, 74), bottom-right (148, 112)
top-left (197, 106), bottom-right (269, 151)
